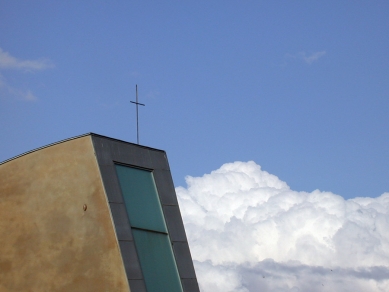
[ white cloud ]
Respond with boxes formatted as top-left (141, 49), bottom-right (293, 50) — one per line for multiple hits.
top-left (11, 88), bottom-right (37, 101)
top-left (176, 161), bottom-right (389, 291)
top-left (0, 73), bottom-right (37, 101)
top-left (0, 48), bottom-right (53, 101)
top-left (0, 48), bottom-right (54, 71)
top-left (286, 51), bottom-right (326, 65)
top-left (299, 51), bottom-right (326, 64)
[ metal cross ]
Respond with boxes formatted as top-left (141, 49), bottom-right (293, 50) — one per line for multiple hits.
top-left (130, 84), bottom-right (145, 144)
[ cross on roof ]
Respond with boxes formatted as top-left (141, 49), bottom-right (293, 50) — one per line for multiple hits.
top-left (130, 84), bottom-right (145, 144)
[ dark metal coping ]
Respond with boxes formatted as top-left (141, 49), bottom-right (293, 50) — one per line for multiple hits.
top-left (0, 133), bottom-right (166, 166)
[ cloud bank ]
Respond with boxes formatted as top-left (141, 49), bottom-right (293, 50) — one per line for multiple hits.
top-left (176, 161), bottom-right (389, 291)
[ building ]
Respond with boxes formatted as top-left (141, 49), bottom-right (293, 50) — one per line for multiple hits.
top-left (0, 133), bottom-right (199, 292)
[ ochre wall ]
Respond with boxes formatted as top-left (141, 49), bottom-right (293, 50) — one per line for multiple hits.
top-left (0, 136), bottom-right (130, 292)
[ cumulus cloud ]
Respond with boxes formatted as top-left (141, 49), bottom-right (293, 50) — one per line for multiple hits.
top-left (176, 161), bottom-right (389, 292)
top-left (0, 48), bottom-right (54, 71)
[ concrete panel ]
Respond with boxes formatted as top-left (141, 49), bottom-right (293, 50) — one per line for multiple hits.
top-left (114, 145), bottom-right (153, 168)
top-left (182, 279), bottom-right (200, 292)
top-left (0, 136), bottom-right (130, 292)
top-left (153, 169), bottom-right (179, 205)
top-left (163, 205), bottom-right (187, 242)
top-left (149, 150), bottom-right (169, 170)
top-left (99, 164), bottom-right (124, 203)
top-left (128, 280), bottom-right (147, 292)
top-left (119, 240), bottom-right (143, 279)
top-left (90, 136), bottom-right (114, 165)
top-left (93, 135), bottom-right (152, 168)
top-left (110, 203), bottom-right (133, 241)
top-left (172, 242), bottom-right (197, 279)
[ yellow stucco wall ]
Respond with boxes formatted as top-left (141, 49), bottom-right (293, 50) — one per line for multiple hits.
top-left (0, 136), bottom-right (130, 292)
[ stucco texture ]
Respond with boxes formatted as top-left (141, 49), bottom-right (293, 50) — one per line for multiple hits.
top-left (0, 136), bottom-right (129, 292)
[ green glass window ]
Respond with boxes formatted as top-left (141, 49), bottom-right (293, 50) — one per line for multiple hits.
top-left (115, 164), bottom-right (183, 292)
top-left (115, 165), bottom-right (167, 233)
top-left (132, 229), bottom-right (183, 292)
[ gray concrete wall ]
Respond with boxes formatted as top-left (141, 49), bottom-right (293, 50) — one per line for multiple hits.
top-left (92, 135), bottom-right (200, 292)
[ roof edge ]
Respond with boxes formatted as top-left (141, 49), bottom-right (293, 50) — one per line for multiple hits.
top-left (0, 133), bottom-right (165, 165)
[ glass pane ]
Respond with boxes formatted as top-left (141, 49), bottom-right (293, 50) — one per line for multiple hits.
top-left (115, 165), bottom-right (167, 233)
top-left (132, 229), bottom-right (183, 292)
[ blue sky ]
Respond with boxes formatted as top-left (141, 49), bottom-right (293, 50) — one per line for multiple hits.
top-left (1, 1), bottom-right (388, 199)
